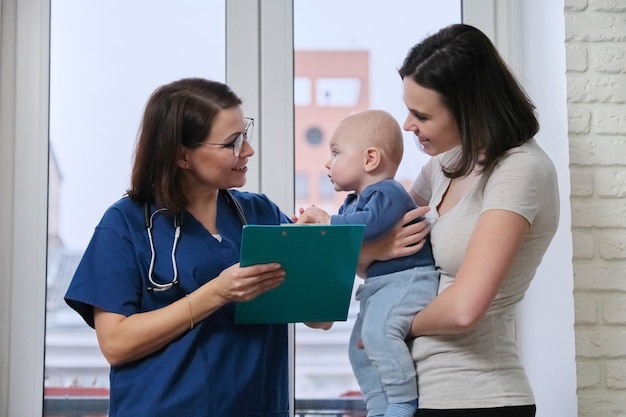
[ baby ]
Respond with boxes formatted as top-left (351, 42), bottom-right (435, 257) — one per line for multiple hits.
top-left (298, 109), bottom-right (439, 417)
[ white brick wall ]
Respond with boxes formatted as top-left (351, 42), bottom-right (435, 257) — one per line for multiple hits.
top-left (566, 0), bottom-right (626, 415)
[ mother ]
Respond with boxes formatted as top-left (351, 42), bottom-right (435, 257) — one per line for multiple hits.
top-left (361, 23), bottom-right (559, 417)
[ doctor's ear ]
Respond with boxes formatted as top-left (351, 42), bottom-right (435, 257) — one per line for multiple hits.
top-left (177, 149), bottom-right (191, 170)
top-left (364, 147), bottom-right (381, 172)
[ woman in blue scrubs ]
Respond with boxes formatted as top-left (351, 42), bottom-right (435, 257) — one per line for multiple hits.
top-left (65, 78), bottom-right (299, 417)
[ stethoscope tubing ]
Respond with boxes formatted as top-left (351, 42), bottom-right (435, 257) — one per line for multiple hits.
top-left (143, 189), bottom-right (247, 292)
top-left (145, 207), bottom-right (181, 292)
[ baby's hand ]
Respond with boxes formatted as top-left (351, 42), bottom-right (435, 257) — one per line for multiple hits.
top-left (297, 206), bottom-right (331, 224)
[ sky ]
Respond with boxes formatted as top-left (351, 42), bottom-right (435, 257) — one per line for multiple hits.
top-left (50, 0), bottom-right (460, 251)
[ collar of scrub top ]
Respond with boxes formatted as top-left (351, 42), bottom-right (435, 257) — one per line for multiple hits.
top-left (143, 189), bottom-right (248, 292)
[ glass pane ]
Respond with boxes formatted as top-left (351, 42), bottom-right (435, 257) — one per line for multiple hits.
top-left (293, 0), bottom-right (461, 413)
top-left (45, 1), bottom-right (225, 415)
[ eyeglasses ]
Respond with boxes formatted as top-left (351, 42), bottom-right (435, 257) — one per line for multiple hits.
top-left (200, 117), bottom-right (254, 158)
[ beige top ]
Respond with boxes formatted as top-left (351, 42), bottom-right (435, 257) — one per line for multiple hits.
top-left (410, 139), bottom-right (559, 409)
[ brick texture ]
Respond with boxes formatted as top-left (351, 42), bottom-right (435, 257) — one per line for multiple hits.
top-left (566, 0), bottom-right (626, 414)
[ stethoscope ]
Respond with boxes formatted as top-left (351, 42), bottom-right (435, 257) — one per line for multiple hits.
top-left (144, 189), bottom-right (248, 292)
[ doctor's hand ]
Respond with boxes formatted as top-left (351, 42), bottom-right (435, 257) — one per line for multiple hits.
top-left (356, 206), bottom-right (430, 277)
top-left (212, 262), bottom-right (286, 303)
top-left (304, 321), bottom-right (333, 330)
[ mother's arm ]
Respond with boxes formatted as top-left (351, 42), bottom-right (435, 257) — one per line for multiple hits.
top-left (409, 209), bottom-right (529, 336)
top-left (357, 205), bottom-right (431, 277)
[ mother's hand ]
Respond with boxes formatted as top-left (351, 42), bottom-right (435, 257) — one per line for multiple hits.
top-left (357, 206), bottom-right (431, 277)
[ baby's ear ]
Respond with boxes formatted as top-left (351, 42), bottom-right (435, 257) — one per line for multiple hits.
top-left (364, 146), bottom-right (381, 172)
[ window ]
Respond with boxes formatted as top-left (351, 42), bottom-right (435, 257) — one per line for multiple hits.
top-left (45, 1), bottom-right (226, 414)
top-left (316, 77), bottom-right (362, 107)
top-left (6, 2), bottom-right (508, 416)
top-left (293, 0), bottom-right (462, 405)
top-left (45, 2), bottom-right (461, 413)
top-left (319, 173), bottom-right (336, 200)
top-left (295, 173), bottom-right (309, 200)
top-left (4, 2), bottom-right (576, 416)
top-left (305, 126), bottom-right (325, 146)
top-left (294, 76), bottom-right (313, 106)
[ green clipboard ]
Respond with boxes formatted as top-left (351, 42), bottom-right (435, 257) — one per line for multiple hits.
top-left (235, 224), bottom-right (365, 324)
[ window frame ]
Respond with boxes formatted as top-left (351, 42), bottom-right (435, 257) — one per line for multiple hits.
top-left (1, 1), bottom-right (489, 415)
top-left (1, 1), bottom-right (51, 415)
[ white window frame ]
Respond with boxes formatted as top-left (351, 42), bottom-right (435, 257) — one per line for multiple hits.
top-left (1, 1), bottom-right (51, 415)
top-left (0, 1), bottom-right (490, 415)
top-left (462, 0), bottom-right (523, 69)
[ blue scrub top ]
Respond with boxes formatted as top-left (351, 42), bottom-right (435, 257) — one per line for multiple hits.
top-left (65, 190), bottom-right (292, 417)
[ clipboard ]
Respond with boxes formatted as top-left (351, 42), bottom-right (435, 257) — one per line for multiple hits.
top-left (235, 224), bottom-right (365, 324)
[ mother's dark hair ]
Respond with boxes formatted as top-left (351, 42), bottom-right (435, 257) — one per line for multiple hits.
top-left (399, 23), bottom-right (539, 178)
top-left (127, 78), bottom-right (242, 212)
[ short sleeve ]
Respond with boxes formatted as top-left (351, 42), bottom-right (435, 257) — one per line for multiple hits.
top-left (65, 209), bottom-right (143, 328)
top-left (482, 148), bottom-right (555, 225)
